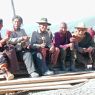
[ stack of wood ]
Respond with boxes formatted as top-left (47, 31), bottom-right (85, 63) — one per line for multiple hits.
top-left (0, 71), bottom-right (95, 94)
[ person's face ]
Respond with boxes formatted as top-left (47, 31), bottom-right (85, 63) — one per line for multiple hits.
top-left (76, 28), bottom-right (86, 37)
top-left (60, 23), bottom-right (67, 34)
top-left (0, 23), bottom-right (3, 30)
top-left (39, 23), bottom-right (48, 32)
top-left (13, 18), bottom-right (22, 31)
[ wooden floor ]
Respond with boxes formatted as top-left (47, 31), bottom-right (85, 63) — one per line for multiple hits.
top-left (0, 70), bottom-right (95, 94)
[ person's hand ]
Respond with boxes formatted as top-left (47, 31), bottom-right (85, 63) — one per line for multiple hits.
top-left (49, 46), bottom-right (54, 53)
top-left (26, 44), bottom-right (32, 49)
top-left (86, 47), bottom-right (93, 53)
top-left (70, 37), bottom-right (76, 42)
top-left (68, 43), bottom-right (74, 50)
top-left (6, 30), bottom-right (11, 38)
top-left (83, 48), bottom-right (87, 52)
top-left (22, 36), bottom-right (30, 42)
top-left (0, 43), bottom-right (2, 47)
top-left (60, 45), bottom-right (68, 50)
top-left (40, 43), bottom-right (46, 48)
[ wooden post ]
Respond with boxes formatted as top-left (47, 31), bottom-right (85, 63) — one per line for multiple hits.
top-left (11, 0), bottom-right (16, 17)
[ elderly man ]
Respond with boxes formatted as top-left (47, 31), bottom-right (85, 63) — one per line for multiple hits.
top-left (53, 22), bottom-right (76, 71)
top-left (70, 22), bottom-right (95, 70)
top-left (31, 18), bottom-right (55, 75)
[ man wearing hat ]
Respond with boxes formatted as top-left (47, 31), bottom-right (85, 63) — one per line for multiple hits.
top-left (31, 18), bottom-right (55, 76)
top-left (70, 22), bottom-right (95, 70)
top-left (36, 18), bottom-right (51, 26)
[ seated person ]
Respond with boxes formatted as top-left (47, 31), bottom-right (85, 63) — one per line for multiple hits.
top-left (8, 15), bottom-right (39, 78)
top-left (70, 22), bottom-right (95, 70)
top-left (0, 19), bottom-right (14, 80)
top-left (31, 18), bottom-right (55, 75)
top-left (53, 22), bottom-right (76, 71)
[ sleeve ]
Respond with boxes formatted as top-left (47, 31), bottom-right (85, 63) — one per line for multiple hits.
top-left (68, 31), bottom-right (72, 41)
top-left (86, 32), bottom-right (95, 47)
top-left (8, 29), bottom-right (27, 44)
top-left (46, 32), bottom-right (53, 48)
top-left (89, 35), bottom-right (95, 47)
top-left (8, 37), bottom-right (23, 44)
top-left (31, 31), bottom-right (41, 48)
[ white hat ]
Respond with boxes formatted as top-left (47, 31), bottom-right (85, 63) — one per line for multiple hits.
top-left (75, 22), bottom-right (87, 29)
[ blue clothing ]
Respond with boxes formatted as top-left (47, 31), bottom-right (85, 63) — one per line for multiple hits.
top-left (31, 30), bottom-right (52, 48)
top-left (31, 30), bottom-right (53, 75)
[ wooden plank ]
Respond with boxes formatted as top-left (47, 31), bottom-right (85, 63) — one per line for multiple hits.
top-left (0, 79), bottom-right (87, 90)
top-left (0, 84), bottom-right (73, 94)
top-left (0, 72), bottom-right (95, 86)
top-left (55, 71), bottom-right (95, 76)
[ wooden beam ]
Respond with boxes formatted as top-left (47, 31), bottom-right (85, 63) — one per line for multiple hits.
top-left (0, 79), bottom-right (87, 90)
top-left (0, 84), bottom-right (73, 94)
top-left (0, 72), bottom-right (95, 86)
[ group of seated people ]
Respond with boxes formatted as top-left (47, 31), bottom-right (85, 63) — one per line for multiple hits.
top-left (0, 16), bottom-right (95, 80)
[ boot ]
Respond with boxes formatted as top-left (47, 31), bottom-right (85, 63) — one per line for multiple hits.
top-left (92, 64), bottom-right (95, 70)
top-left (92, 60), bottom-right (95, 70)
top-left (0, 64), bottom-right (14, 80)
top-left (61, 60), bottom-right (66, 71)
top-left (70, 50), bottom-right (77, 71)
top-left (60, 49), bottom-right (66, 71)
top-left (91, 52), bottom-right (95, 70)
top-left (70, 59), bottom-right (77, 71)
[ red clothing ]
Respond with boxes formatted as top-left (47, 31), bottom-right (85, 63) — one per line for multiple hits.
top-left (87, 28), bottom-right (95, 39)
top-left (53, 31), bottom-right (72, 47)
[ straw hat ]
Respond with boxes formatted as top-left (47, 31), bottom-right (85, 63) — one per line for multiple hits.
top-left (37, 18), bottom-right (51, 25)
top-left (75, 22), bottom-right (87, 29)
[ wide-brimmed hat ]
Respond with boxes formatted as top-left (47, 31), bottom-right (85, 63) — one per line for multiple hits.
top-left (75, 22), bottom-right (87, 29)
top-left (37, 18), bottom-right (51, 25)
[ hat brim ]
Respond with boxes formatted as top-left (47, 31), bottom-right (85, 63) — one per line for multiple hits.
top-left (37, 22), bottom-right (51, 26)
top-left (75, 27), bottom-right (87, 29)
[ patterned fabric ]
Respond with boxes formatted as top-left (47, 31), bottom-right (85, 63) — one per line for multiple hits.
top-left (9, 29), bottom-right (30, 51)
top-left (0, 53), bottom-right (7, 64)
top-left (9, 29), bottom-right (27, 43)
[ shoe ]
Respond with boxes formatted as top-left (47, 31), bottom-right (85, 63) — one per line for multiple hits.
top-left (5, 72), bottom-right (14, 80)
top-left (87, 64), bottom-right (92, 70)
top-left (0, 64), bottom-right (14, 80)
top-left (43, 70), bottom-right (54, 76)
top-left (92, 66), bottom-right (95, 70)
top-left (30, 72), bottom-right (39, 78)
